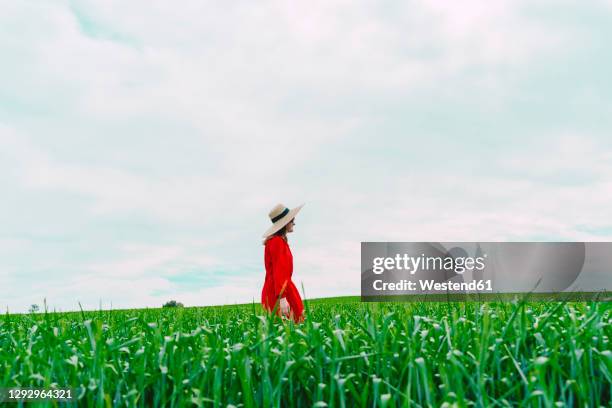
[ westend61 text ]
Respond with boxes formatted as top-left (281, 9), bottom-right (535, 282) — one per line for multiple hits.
top-left (373, 279), bottom-right (493, 291)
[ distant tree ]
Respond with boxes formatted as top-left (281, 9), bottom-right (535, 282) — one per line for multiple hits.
top-left (29, 304), bottom-right (39, 313)
top-left (162, 300), bottom-right (184, 308)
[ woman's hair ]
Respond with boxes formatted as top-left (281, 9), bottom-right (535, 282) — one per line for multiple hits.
top-left (264, 219), bottom-right (293, 244)
top-left (273, 224), bottom-right (289, 237)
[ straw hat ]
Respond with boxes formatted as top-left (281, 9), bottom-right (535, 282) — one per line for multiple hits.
top-left (262, 203), bottom-right (304, 240)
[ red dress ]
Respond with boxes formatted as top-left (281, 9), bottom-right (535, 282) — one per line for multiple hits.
top-left (261, 235), bottom-right (304, 323)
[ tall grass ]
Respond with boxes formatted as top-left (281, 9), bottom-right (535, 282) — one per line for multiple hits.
top-left (0, 297), bottom-right (610, 407)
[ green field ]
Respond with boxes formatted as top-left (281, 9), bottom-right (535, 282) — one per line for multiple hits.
top-left (1, 296), bottom-right (611, 407)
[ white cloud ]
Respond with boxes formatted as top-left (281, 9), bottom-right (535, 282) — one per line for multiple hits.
top-left (294, 240), bottom-right (361, 299)
top-left (1, 1), bottom-right (610, 312)
top-left (354, 136), bottom-right (612, 242)
top-left (87, 245), bottom-right (183, 278)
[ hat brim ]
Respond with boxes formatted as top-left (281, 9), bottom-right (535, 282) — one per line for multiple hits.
top-left (262, 203), bottom-right (304, 239)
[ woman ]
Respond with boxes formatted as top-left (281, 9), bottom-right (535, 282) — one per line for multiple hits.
top-left (261, 203), bottom-right (305, 323)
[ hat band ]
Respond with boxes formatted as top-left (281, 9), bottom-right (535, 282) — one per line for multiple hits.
top-left (271, 208), bottom-right (289, 223)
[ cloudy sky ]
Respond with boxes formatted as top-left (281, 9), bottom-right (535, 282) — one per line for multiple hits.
top-left (1, 0), bottom-right (611, 313)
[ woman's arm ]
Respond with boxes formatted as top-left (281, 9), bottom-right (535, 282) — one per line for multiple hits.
top-left (269, 239), bottom-right (290, 298)
top-left (268, 239), bottom-right (291, 316)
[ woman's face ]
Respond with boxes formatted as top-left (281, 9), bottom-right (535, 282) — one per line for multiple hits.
top-left (286, 218), bottom-right (295, 233)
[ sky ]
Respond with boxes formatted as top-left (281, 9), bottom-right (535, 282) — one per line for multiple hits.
top-left (1, 0), bottom-right (612, 313)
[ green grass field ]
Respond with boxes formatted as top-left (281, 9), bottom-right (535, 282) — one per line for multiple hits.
top-left (1, 296), bottom-right (611, 407)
